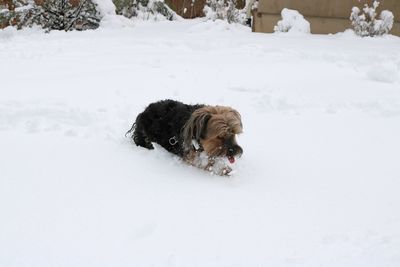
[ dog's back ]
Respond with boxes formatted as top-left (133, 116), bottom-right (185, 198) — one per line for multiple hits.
top-left (131, 100), bottom-right (204, 156)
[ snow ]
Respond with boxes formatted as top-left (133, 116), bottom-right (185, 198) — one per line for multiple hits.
top-left (350, 1), bottom-right (394, 37)
top-left (91, 0), bottom-right (136, 28)
top-left (92, 0), bottom-right (116, 16)
top-left (367, 61), bottom-right (399, 83)
top-left (1, 20), bottom-right (400, 267)
top-left (274, 8), bottom-right (310, 34)
top-left (375, 10), bottom-right (394, 34)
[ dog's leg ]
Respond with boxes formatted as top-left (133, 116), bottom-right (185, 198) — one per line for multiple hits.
top-left (133, 124), bottom-right (154, 150)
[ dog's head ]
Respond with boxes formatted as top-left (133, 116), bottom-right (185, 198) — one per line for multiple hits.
top-left (183, 106), bottom-right (243, 163)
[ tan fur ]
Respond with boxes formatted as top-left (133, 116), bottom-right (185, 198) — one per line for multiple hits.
top-left (182, 106), bottom-right (242, 150)
top-left (182, 105), bottom-right (243, 175)
top-left (202, 106), bottom-right (243, 136)
top-left (200, 106), bottom-right (242, 157)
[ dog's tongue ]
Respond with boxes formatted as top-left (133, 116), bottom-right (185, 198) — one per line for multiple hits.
top-left (228, 156), bottom-right (235, 164)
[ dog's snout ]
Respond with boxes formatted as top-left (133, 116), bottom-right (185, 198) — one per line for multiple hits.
top-left (235, 145), bottom-right (243, 157)
top-left (227, 145), bottom-right (243, 157)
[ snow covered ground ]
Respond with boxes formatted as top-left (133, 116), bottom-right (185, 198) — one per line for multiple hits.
top-left (1, 20), bottom-right (400, 267)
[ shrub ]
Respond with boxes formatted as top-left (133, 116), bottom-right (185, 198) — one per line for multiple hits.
top-left (203, 0), bottom-right (245, 24)
top-left (113, 0), bottom-right (178, 21)
top-left (350, 1), bottom-right (394, 37)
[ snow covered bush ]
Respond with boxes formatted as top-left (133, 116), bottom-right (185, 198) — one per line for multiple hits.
top-left (0, 0), bottom-right (101, 31)
top-left (203, 0), bottom-right (246, 24)
top-left (0, 0), bottom-right (19, 28)
top-left (113, 0), bottom-right (178, 21)
top-left (350, 1), bottom-right (394, 37)
top-left (274, 8), bottom-right (310, 34)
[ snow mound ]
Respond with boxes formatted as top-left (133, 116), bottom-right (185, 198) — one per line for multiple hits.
top-left (0, 25), bottom-right (43, 40)
top-left (188, 19), bottom-right (249, 34)
top-left (0, 27), bottom-right (17, 40)
top-left (367, 62), bottom-right (399, 83)
top-left (99, 14), bottom-right (135, 28)
top-left (274, 8), bottom-right (311, 34)
top-left (91, 0), bottom-right (135, 28)
top-left (92, 0), bottom-right (116, 16)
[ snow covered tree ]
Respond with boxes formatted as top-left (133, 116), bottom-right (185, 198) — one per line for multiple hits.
top-left (113, 0), bottom-right (178, 21)
top-left (203, 0), bottom-right (245, 24)
top-left (0, 0), bottom-right (101, 31)
top-left (350, 1), bottom-right (394, 37)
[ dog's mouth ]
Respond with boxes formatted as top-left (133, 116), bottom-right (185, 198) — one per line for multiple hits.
top-left (227, 156), bottom-right (235, 164)
top-left (225, 146), bottom-right (242, 164)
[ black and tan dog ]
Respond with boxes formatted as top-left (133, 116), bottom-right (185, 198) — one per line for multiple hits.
top-left (126, 99), bottom-right (243, 175)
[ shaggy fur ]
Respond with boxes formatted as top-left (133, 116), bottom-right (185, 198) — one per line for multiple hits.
top-left (127, 99), bottom-right (243, 175)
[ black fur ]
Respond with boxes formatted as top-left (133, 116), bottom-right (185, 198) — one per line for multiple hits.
top-left (129, 99), bottom-right (204, 156)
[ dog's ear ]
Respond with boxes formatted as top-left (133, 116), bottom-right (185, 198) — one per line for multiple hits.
top-left (182, 108), bottom-right (211, 150)
top-left (227, 108), bottom-right (243, 133)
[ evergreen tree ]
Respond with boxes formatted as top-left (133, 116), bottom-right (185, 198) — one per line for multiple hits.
top-left (1, 0), bottom-right (101, 31)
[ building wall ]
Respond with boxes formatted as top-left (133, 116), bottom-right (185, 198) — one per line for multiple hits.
top-left (253, 0), bottom-right (400, 36)
top-left (165, 0), bottom-right (206, 18)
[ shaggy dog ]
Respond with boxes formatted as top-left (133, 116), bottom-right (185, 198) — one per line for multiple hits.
top-left (126, 99), bottom-right (243, 175)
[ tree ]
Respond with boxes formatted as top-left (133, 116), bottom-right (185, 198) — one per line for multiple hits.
top-left (1, 0), bottom-right (101, 31)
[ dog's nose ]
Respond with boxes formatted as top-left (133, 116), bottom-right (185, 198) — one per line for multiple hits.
top-left (227, 146), bottom-right (243, 157)
top-left (235, 146), bottom-right (243, 156)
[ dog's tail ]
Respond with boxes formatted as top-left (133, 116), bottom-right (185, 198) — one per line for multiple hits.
top-left (125, 122), bottom-right (136, 137)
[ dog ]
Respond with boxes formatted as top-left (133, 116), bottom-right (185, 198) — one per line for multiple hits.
top-left (126, 99), bottom-right (243, 175)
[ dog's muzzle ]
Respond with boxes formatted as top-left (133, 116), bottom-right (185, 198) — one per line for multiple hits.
top-left (226, 142), bottom-right (243, 164)
top-left (227, 145), bottom-right (243, 157)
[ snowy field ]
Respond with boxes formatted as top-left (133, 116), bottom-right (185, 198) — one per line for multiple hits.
top-left (1, 19), bottom-right (400, 267)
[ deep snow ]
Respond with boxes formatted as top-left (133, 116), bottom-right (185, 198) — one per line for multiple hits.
top-left (1, 20), bottom-right (400, 267)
